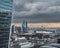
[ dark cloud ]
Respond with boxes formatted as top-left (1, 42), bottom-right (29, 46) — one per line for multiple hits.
top-left (13, 0), bottom-right (60, 23)
top-left (13, 12), bottom-right (60, 23)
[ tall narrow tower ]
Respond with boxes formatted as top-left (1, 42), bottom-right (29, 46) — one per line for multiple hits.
top-left (0, 0), bottom-right (13, 48)
top-left (21, 20), bottom-right (27, 32)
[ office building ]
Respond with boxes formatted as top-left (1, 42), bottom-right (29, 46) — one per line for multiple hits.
top-left (21, 20), bottom-right (27, 32)
top-left (0, 0), bottom-right (13, 48)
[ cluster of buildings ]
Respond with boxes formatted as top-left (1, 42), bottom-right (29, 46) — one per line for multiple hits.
top-left (11, 20), bottom-right (60, 44)
top-left (11, 22), bottom-right (60, 48)
top-left (0, 0), bottom-right (60, 48)
top-left (11, 20), bottom-right (28, 34)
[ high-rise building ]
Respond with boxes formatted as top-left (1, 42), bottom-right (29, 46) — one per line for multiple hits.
top-left (0, 0), bottom-right (13, 48)
top-left (21, 20), bottom-right (27, 32)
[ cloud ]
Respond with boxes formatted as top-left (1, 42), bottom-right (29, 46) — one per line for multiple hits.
top-left (13, 2), bottom-right (50, 17)
top-left (13, 0), bottom-right (60, 23)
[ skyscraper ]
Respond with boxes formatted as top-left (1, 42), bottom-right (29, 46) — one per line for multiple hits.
top-left (21, 20), bottom-right (27, 32)
top-left (0, 0), bottom-right (13, 48)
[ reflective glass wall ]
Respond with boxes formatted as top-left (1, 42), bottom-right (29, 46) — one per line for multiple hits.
top-left (0, 0), bottom-right (13, 48)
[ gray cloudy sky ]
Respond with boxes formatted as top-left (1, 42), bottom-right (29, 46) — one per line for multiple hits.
top-left (13, 0), bottom-right (60, 23)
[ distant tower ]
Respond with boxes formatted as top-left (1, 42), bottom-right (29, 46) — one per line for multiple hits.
top-left (21, 20), bottom-right (27, 32)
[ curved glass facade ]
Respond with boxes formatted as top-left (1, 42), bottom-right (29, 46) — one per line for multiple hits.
top-left (22, 20), bottom-right (27, 32)
top-left (0, 0), bottom-right (13, 11)
top-left (0, 0), bottom-right (13, 48)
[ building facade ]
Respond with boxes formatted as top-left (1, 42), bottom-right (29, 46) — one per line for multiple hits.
top-left (0, 0), bottom-right (13, 48)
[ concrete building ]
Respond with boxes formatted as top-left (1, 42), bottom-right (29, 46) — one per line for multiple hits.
top-left (0, 0), bottom-right (13, 48)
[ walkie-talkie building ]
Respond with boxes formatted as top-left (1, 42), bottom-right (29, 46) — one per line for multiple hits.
top-left (0, 0), bottom-right (13, 48)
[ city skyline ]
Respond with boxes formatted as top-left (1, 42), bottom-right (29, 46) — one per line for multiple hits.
top-left (12, 22), bottom-right (60, 28)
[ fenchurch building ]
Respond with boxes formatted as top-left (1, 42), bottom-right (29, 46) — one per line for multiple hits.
top-left (0, 0), bottom-right (13, 48)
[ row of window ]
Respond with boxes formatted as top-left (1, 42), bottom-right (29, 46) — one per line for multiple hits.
top-left (0, 42), bottom-right (8, 46)
top-left (0, 17), bottom-right (11, 19)
top-left (0, 1), bottom-right (13, 7)
top-left (0, 0), bottom-right (13, 10)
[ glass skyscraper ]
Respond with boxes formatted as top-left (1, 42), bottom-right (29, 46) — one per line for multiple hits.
top-left (0, 0), bottom-right (13, 48)
top-left (22, 20), bottom-right (27, 32)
